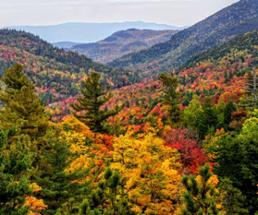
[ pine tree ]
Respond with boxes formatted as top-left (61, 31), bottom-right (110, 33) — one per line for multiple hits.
top-left (0, 130), bottom-right (33, 215)
top-left (0, 64), bottom-right (48, 140)
top-left (159, 72), bottom-right (181, 124)
top-left (72, 70), bottom-right (118, 133)
top-left (35, 127), bottom-right (89, 215)
top-left (178, 165), bottom-right (223, 215)
top-left (79, 168), bottom-right (134, 215)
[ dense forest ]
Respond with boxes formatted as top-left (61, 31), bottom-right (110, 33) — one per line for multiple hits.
top-left (0, 24), bottom-right (257, 215)
top-left (0, 29), bottom-right (142, 105)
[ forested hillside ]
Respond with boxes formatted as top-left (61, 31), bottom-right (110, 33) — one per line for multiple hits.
top-left (72, 29), bottom-right (177, 63)
top-left (0, 29), bottom-right (253, 214)
top-left (0, 1), bottom-right (258, 215)
top-left (109, 0), bottom-right (258, 74)
top-left (0, 29), bottom-right (141, 104)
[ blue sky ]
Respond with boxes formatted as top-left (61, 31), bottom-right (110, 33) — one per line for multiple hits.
top-left (0, 0), bottom-right (238, 27)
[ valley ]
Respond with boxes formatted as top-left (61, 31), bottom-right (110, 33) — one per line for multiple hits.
top-left (0, 0), bottom-right (257, 214)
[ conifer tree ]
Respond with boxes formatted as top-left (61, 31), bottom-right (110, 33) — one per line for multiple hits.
top-left (79, 168), bottom-right (134, 215)
top-left (223, 101), bottom-right (236, 131)
top-left (35, 127), bottom-right (89, 214)
top-left (159, 72), bottom-right (181, 124)
top-left (178, 165), bottom-right (223, 215)
top-left (0, 130), bottom-right (33, 214)
top-left (0, 64), bottom-right (48, 140)
top-left (72, 70), bottom-right (118, 133)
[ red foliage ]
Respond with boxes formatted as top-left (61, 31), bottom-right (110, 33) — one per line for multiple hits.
top-left (163, 128), bottom-right (207, 173)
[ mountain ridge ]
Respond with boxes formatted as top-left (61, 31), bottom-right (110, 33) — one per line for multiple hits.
top-left (71, 28), bottom-right (178, 63)
top-left (10, 21), bottom-right (181, 43)
top-left (109, 0), bottom-right (258, 74)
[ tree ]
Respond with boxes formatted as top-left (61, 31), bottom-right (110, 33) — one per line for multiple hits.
top-left (178, 165), bottom-right (223, 215)
top-left (222, 101), bottom-right (236, 131)
top-left (0, 64), bottom-right (48, 141)
top-left (35, 127), bottom-right (89, 214)
top-left (0, 130), bottom-right (33, 214)
top-left (159, 73), bottom-right (181, 124)
top-left (213, 116), bottom-right (258, 214)
top-left (163, 128), bottom-right (207, 173)
top-left (111, 133), bottom-right (182, 214)
top-left (219, 178), bottom-right (248, 215)
top-left (245, 69), bottom-right (258, 109)
top-left (72, 70), bottom-right (118, 133)
top-left (183, 97), bottom-right (218, 140)
top-left (79, 168), bottom-right (134, 215)
top-left (183, 96), bottom-right (206, 139)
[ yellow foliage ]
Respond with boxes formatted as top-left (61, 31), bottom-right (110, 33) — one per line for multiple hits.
top-left (111, 133), bottom-right (182, 214)
top-left (24, 196), bottom-right (47, 214)
top-left (29, 183), bottom-right (42, 193)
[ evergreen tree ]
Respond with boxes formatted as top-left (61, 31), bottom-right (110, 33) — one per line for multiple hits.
top-left (159, 72), bottom-right (181, 124)
top-left (0, 130), bottom-right (33, 215)
top-left (202, 98), bottom-right (218, 136)
top-left (79, 168), bottom-right (134, 215)
top-left (35, 127), bottom-right (89, 215)
top-left (72, 70), bottom-right (118, 133)
top-left (220, 178), bottom-right (248, 214)
top-left (0, 64), bottom-right (48, 140)
top-left (223, 101), bottom-right (236, 131)
top-left (214, 116), bottom-right (258, 214)
top-left (178, 165), bottom-right (223, 215)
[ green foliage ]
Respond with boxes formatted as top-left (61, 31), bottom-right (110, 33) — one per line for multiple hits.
top-left (159, 72), bottom-right (181, 124)
top-left (79, 168), bottom-right (134, 215)
top-left (72, 71), bottom-right (119, 133)
top-left (0, 130), bottom-right (33, 215)
top-left (183, 96), bottom-right (218, 139)
top-left (179, 165), bottom-right (222, 215)
top-left (222, 101), bottom-right (236, 131)
top-left (0, 64), bottom-right (48, 140)
top-left (219, 178), bottom-right (249, 214)
top-left (213, 115), bottom-right (258, 214)
top-left (35, 127), bottom-right (90, 215)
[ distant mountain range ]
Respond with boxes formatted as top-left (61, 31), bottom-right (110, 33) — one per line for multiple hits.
top-left (54, 41), bottom-right (80, 49)
top-left (109, 0), bottom-right (258, 74)
top-left (70, 29), bottom-right (178, 63)
top-left (9, 21), bottom-right (181, 43)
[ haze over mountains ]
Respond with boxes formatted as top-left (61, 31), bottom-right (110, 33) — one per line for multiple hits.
top-left (109, 0), bottom-right (258, 73)
top-left (71, 29), bottom-right (178, 63)
top-left (11, 21), bottom-right (181, 43)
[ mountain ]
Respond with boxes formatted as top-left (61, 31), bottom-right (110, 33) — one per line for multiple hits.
top-left (53, 41), bottom-right (80, 49)
top-left (109, 0), bottom-right (258, 74)
top-left (0, 29), bottom-right (140, 104)
top-left (11, 21), bottom-right (180, 43)
top-left (71, 29), bottom-right (178, 63)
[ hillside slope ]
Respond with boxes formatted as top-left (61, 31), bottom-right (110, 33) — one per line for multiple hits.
top-left (185, 30), bottom-right (258, 67)
top-left (50, 30), bottom-right (258, 120)
top-left (0, 29), bottom-right (139, 104)
top-left (71, 29), bottom-right (177, 63)
top-left (109, 0), bottom-right (258, 74)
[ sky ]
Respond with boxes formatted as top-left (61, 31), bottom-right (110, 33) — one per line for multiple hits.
top-left (0, 0), bottom-right (239, 27)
